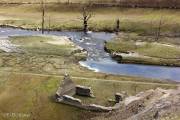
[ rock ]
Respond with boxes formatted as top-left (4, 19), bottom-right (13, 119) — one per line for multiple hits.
top-left (128, 106), bottom-right (159, 120)
top-left (61, 95), bottom-right (82, 105)
top-left (125, 96), bottom-right (141, 106)
top-left (76, 85), bottom-right (94, 97)
top-left (111, 53), bottom-right (123, 62)
top-left (87, 104), bottom-right (112, 112)
top-left (115, 93), bottom-right (124, 103)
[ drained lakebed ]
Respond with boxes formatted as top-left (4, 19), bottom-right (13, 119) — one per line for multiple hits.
top-left (0, 27), bottom-right (179, 120)
top-left (0, 27), bottom-right (180, 81)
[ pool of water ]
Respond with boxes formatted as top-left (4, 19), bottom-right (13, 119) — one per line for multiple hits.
top-left (0, 27), bottom-right (180, 81)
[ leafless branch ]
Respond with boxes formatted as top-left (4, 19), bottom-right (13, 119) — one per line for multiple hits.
top-left (78, 3), bottom-right (94, 34)
top-left (155, 15), bottom-right (165, 41)
top-left (41, 0), bottom-right (45, 34)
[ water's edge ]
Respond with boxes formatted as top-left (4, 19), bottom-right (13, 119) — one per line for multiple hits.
top-left (0, 27), bottom-right (180, 81)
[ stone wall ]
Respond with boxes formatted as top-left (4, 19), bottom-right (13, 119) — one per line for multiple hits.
top-left (56, 74), bottom-right (125, 112)
top-left (56, 94), bottom-right (123, 112)
top-left (56, 74), bottom-right (76, 97)
top-left (76, 85), bottom-right (94, 97)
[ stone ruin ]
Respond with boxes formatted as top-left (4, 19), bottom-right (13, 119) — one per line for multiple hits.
top-left (55, 74), bottom-right (94, 98)
top-left (55, 75), bottom-right (180, 119)
top-left (91, 86), bottom-right (180, 120)
top-left (56, 74), bottom-right (76, 97)
top-left (55, 74), bottom-right (125, 112)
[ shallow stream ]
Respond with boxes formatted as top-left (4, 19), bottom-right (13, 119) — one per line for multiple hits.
top-left (0, 27), bottom-right (180, 81)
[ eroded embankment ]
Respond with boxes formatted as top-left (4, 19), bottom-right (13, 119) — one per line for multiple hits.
top-left (104, 34), bottom-right (180, 67)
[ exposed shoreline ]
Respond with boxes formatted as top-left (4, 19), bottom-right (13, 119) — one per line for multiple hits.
top-left (104, 43), bottom-right (180, 67)
top-left (0, 24), bottom-right (115, 33)
top-left (1, 24), bottom-right (180, 68)
top-left (1, 24), bottom-right (180, 38)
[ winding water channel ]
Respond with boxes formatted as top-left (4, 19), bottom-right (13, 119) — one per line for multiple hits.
top-left (0, 27), bottom-right (180, 81)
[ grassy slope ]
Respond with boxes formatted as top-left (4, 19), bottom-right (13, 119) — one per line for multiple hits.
top-left (0, 4), bottom-right (180, 34)
top-left (106, 40), bottom-right (180, 59)
top-left (0, 35), bottom-right (177, 120)
top-left (105, 33), bottom-right (180, 66)
top-left (0, 72), bottom-right (176, 120)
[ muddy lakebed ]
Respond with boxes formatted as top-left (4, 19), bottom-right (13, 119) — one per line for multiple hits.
top-left (0, 27), bottom-right (180, 81)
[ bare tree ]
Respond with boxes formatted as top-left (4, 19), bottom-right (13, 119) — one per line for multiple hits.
top-left (41, 0), bottom-right (45, 34)
top-left (150, 19), bottom-right (154, 36)
top-left (48, 16), bottom-right (51, 34)
top-left (115, 18), bottom-right (120, 33)
top-left (80, 5), bottom-right (93, 34)
top-left (155, 16), bottom-right (164, 41)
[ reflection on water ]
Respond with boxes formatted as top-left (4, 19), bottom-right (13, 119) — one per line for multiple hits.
top-left (0, 27), bottom-right (180, 81)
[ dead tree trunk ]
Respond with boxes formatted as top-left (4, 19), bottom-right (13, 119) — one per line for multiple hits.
top-left (83, 13), bottom-right (88, 33)
top-left (115, 19), bottom-right (120, 33)
top-left (48, 16), bottom-right (51, 34)
top-left (81, 6), bottom-right (92, 34)
top-left (41, 0), bottom-right (45, 34)
top-left (155, 16), bottom-right (163, 41)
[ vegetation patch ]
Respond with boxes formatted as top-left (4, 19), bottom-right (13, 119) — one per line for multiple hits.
top-left (0, 4), bottom-right (180, 34)
top-left (10, 36), bottom-right (75, 56)
top-left (105, 33), bottom-right (180, 66)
